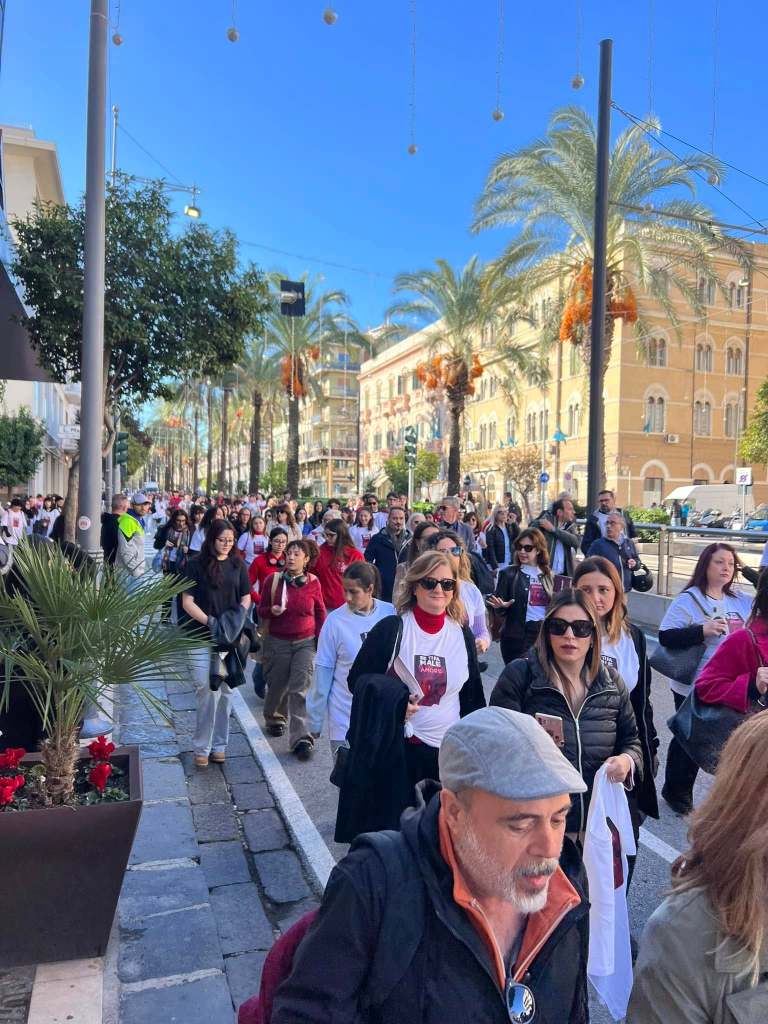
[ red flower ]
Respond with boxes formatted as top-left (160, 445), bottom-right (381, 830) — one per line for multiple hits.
top-left (88, 736), bottom-right (115, 762)
top-left (0, 748), bottom-right (26, 770)
top-left (88, 763), bottom-right (112, 793)
top-left (0, 775), bottom-right (25, 806)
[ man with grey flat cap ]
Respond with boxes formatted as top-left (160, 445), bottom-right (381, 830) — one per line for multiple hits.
top-left (272, 707), bottom-right (590, 1024)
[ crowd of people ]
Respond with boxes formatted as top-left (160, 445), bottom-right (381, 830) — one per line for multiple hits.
top-left (3, 481), bottom-right (767, 1022)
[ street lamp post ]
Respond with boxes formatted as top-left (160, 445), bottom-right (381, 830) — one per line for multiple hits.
top-left (77, 0), bottom-right (108, 557)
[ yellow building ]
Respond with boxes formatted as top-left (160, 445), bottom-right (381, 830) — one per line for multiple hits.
top-left (358, 240), bottom-right (768, 510)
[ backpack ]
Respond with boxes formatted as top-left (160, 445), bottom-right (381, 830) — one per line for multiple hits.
top-left (237, 830), bottom-right (425, 1024)
top-left (468, 550), bottom-right (495, 596)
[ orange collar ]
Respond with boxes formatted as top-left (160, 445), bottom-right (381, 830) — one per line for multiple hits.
top-left (438, 792), bottom-right (582, 989)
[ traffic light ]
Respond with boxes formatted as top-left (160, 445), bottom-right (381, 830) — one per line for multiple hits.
top-left (404, 425), bottom-right (417, 468)
top-left (115, 431), bottom-right (129, 466)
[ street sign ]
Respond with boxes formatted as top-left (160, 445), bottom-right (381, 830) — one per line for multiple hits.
top-left (60, 424), bottom-right (80, 439)
top-left (404, 425), bottom-right (417, 468)
top-left (539, 471), bottom-right (550, 484)
top-left (735, 467), bottom-right (752, 486)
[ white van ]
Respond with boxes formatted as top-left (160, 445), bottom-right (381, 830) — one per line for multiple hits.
top-left (663, 484), bottom-right (754, 517)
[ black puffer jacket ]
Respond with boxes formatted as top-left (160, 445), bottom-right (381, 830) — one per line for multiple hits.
top-left (490, 648), bottom-right (642, 833)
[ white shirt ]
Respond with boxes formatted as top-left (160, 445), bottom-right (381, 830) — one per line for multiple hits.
top-left (600, 628), bottom-right (639, 693)
top-left (521, 565), bottom-right (549, 622)
top-left (237, 531), bottom-right (269, 565)
top-left (2, 509), bottom-right (26, 545)
top-left (189, 526), bottom-right (206, 552)
top-left (584, 766), bottom-right (636, 1021)
top-left (372, 511), bottom-right (389, 531)
top-left (313, 600), bottom-right (395, 741)
top-left (550, 539), bottom-right (565, 575)
top-left (459, 578), bottom-right (490, 647)
top-left (394, 611), bottom-right (469, 748)
top-left (349, 524), bottom-right (378, 553)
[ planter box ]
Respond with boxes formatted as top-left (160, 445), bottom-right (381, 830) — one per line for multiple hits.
top-left (0, 745), bottom-right (143, 967)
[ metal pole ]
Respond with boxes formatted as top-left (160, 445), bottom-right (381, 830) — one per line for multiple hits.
top-left (586, 37), bottom-right (613, 512)
top-left (110, 105), bottom-right (118, 186)
top-left (407, 465), bottom-right (414, 508)
top-left (77, 0), bottom-right (108, 556)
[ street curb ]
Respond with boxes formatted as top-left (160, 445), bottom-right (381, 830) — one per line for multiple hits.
top-left (231, 689), bottom-right (336, 896)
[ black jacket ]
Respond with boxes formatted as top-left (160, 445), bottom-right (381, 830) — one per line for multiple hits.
top-left (364, 530), bottom-right (411, 603)
top-left (625, 624), bottom-right (660, 819)
top-left (100, 512), bottom-right (120, 566)
top-left (483, 523), bottom-right (520, 570)
top-left (528, 512), bottom-right (580, 577)
top-left (490, 648), bottom-right (643, 833)
top-left (490, 565), bottom-right (553, 640)
top-left (274, 783), bottom-right (590, 1024)
top-left (581, 507), bottom-right (637, 553)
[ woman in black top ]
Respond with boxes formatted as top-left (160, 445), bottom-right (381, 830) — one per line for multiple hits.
top-left (488, 527), bottom-right (553, 664)
top-left (154, 507), bottom-right (191, 621)
top-left (181, 519), bottom-right (251, 768)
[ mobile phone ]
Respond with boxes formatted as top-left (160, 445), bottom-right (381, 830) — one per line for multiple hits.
top-left (535, 712), bottom-right (565, 748)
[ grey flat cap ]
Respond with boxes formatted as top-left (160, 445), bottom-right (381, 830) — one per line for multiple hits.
top-left (439, 707), bottom-right (587, 800)
top-left (131, 492), bottom-right (149, 505)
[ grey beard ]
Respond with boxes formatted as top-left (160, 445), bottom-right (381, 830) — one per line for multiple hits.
top-left (454, 822), bottom-right (558, 913)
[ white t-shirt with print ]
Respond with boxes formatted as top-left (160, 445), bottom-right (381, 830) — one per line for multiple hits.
top-left (395, 611), bottom-right (469, 748)
top-left (2, 509), bottom-right (27, 545)
top-left (349, 525), bottom-right (378, 553)
top-left (521, 564), bottom-right (549, 622)
top-left (600, 628), bottom-right (640, 693)
top-left (314, 600), bottom-right (395, 741)
top-left (237, 531), bottom-right (269, 565)
top-left (459, 578), bottom-right (491, 646)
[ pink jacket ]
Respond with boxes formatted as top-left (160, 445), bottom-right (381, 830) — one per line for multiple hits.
top-left (695, 618), bottom-right (768, 712)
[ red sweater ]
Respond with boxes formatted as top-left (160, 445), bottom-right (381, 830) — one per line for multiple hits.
top-left (313, 543), bottom-right (363, 610)
top-left (258, 573), bottom-right (326, 640)
top-left (695, 618), bottom-right (768, 712)
top-left (249, 552), bottom-right (286, 601)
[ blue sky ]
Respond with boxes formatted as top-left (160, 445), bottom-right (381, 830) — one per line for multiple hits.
top-left (3, 1), bottom-right (768, 330)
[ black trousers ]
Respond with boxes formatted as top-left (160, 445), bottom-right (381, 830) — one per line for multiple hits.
top-left (663, 690), bottom-right (698, 804)
top-left (500, 620), bottom-right (542, 665)
top-left (404, 741), bottom-right (440, 793)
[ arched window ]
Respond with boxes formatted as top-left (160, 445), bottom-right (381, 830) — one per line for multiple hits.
top-left (489, 420), bottom-right (497, 448)
top-left (726, 346), bottom-right (743, 376)
top-left (569, 345), bottom-right (581, 376)
top-left (695, 344), bottom-right (713, 373)
top-left (736, 285), bottom-right (745, 309)
top-left (506, 416), bottom-right (515, 444)
top-left (707, 280), bottom-right (716, 305)
top-left (479, 423), bottom-right (488, 450)
top-left (526, 413), bottom-right (537, 443)
top-left (724, 402), bottom-right (738, 438)
top-left (647, 337), bottom-right (667, 367)
top-left (567, 402), bottom-right (581, 437)
top-left (538, 409), bottom-right (548, 442)
top-left (646, 396), bottom-right (665, 433)
top-left (490, 375), bottom-right (497, 397)
top-left (694, 401), bottom-right (712, 436)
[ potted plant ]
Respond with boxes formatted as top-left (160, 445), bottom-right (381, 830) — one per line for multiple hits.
top-left (0, 540), bottom-right (200, 967)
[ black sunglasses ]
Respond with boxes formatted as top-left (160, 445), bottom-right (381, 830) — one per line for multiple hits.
top-left (418, 577), bottom-right (456, 592)
top-left (516, 543), bottom-right (535, 553)
top-left (546, 617), bottom-right (594, 638)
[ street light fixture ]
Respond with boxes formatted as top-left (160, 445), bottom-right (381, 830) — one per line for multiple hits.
top-left (184, 188), bottom-right (201, 218)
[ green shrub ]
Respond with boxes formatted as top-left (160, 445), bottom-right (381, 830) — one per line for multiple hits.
top-left (628, 505), bottom-right (670, 542)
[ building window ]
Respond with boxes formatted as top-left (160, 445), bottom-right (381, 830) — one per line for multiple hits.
top-left (647, 337), bottom-right (667, 367)
top-left (695, 343), bottom-right (713, 373)
top-left (489, 420), bottom-right (497, 448)
top-left (411, 371), bottom-right (421, 390)
top-left (724, 402), bottom-right (739, 438)
top-left (386, 429), bottom-right (395, 449)
top-left (506, 416), bottom-right (516, 444)
top-left (694, 400), bottom-right (712, 436)
top-left (375, 383), bottom-right (382, 405)
top-left (490, 375), bottom-right (497, 397)
top-left (525, 412), bottom-right (536, 444)
top-left (645, 396), bottom-right (665, 433)
top-left (699, 278), bottom-right (716, 305)
top-left (736, 285), bottom-right (745, 309)
top-left (726, 346), bottom-right (743, 376)
top-left (479, 423), bottom-right (488, 450)
top-left (538, 409), bottom-right (548, 442)
top-left (388, 378), bottom-right (395, 400)
top-left (568, 345), bottom-right (581, 376)
top-left (643, 476), bottom-right (664, 505)
top-left (373, 432), bottom-right (381, 450)
top-left (397, 376), bottom-right (404, 396)
top-left (567, 402), bottom-right (581, 437)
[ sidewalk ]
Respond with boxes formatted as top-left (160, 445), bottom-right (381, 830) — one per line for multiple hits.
top-left (111, 662), bottom-right (320, 1023)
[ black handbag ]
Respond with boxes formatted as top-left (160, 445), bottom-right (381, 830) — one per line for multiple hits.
top-left (649, 590), bottom-right (710, 686)
top-left (329, 744), bottom-right (349, 788)
top-left (667, 627), bottom-right (764, 773)
top-left (632, 563), bottom-right (654, 593)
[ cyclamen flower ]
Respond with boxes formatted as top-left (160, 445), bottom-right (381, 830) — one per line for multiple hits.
top-left (88, 763), bottom-right (112, 793)
top-left (88, 736), bottom-right (115, 762)
top-left (0, 748), bottom-right (26, 770)
top-left (0, 775), bottom-right (25, 806)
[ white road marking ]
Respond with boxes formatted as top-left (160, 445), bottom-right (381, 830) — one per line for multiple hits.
top-left (639, 826), bottom-right (681, 865)
top-left (231, 689), bottom-right (336, 892)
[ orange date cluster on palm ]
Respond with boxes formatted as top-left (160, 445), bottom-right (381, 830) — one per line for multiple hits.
top-left (559, 263), bottom-right (638, 344)
top-left (281, 355), bottom-right (306, 397)
top-left (416, 353), bottom-right (483, 396)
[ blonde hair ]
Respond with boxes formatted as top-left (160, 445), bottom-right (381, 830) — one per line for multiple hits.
top-left (395, 551), bottom-right (465, 624)
top-left (672, 714), bottom-right (768, 979)
top-left (573, 556), bottom-right (630, 644)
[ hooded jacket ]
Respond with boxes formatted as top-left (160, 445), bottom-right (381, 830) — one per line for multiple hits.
top-left (273, 783), bottom-right (590, 1024)
top-left (116, 511), bottom-right (146, 577)
top-left (490, 648), bottom-right (642, 834)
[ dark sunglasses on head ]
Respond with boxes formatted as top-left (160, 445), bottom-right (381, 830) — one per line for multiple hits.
top-left (546, 617), bottom-right (594, 638)
top-left (418, 576), bottom-right (456, 592)
top-left (516, 543), bottom-right (535, 553)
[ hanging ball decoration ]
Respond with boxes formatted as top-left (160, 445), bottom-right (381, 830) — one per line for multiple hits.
top-left (407, 143), bottom-right (418, 155)
top-left (492, 108), bottom-right (505, 122)
top-left (708, 170), bottom-right (721, 186)
top-left (571, 73), bottom-right (584, 90)
top-left (323, 8), bottom-right (338, 25)
top-left (227, 26), bottom-right (240, 42)
top-left (112, 32), bottom-right (124, 46)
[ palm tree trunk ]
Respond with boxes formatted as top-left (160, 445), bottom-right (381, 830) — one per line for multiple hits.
top-left (206, 385), bottom-right (213, 493)
top-left (269, 406), bottom-right (275, 470)
top-left (447, 399), bottom-right (463, 495)
top-left (287, 392), bottom-right (300, 497)
top-left (193, 385), bottom-right (201, 492)
top-left (219, 389), bottom-right (230, 493)
top-left (249, 389), bottom-right (262, 492)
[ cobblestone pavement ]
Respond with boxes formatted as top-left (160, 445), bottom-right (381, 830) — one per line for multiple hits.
top-left (0, 968), bottom-right (34, 1024)
top-left (114, 665), bottom-right (319, 1023)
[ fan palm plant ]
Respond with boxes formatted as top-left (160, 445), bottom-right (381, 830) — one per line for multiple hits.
top-left (385, 250), bottom-right (541, 495)
top-left (0, 542), bottom-right (199, 806)
top-left (473, 107), bottom-right (750, 474)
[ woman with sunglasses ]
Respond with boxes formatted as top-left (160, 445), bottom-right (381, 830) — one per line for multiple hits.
top-left (429, 530), bottom-right (490, 655)
top-left (487, 527), bottom-right (553, 664)
top-left (574, 556), bottom-right (660, 872)
top-left (314, 518), bottom-right (364, 611)
top-left (269, 503), bottom-right (302, 542)
top-left (484, 505), bottom-right (521, 574)
top-left (491, 590), bottom-right (642, 837)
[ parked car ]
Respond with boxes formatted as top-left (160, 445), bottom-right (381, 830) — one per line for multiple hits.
top-left (745, 505), bottom-right (768, 537)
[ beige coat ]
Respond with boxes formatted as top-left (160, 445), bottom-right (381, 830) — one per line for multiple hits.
top-left (627, 886), bottom-right (768, 1024)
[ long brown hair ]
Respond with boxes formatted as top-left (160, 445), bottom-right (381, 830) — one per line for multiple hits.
top-left (684, 542), bottom-right (741, 597)
top-left (534, 590), bottom-right (602, 690)
top-left (514, 527), bottom-right (551, 576)
top-left (573, 556), bottom-right (630, 644)
top-left (395, 551), bottom-right (465, 624)
top-left (673, 713), bottom-right (768, 978)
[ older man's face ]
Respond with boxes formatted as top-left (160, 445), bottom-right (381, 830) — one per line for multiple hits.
top-left (605, 515), bottom-right (623, 539)
top-left (443, 788), bottom-right (569, 912)
top-left (441, 503), bottom-right (458, 524)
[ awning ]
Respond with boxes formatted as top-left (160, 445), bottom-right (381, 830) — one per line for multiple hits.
top-left (0, 263), bottom-right (54, 383)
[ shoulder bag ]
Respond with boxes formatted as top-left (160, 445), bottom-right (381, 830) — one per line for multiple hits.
top-left (667, 627), bottom-right (765, 773)
top-left (649, 590), bottom-right (711, 687)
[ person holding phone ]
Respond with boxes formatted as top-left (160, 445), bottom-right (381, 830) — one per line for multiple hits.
top-left (490, 589), bottom-right (642, 838)
top-left (487, 527), bottom-right (554, 664)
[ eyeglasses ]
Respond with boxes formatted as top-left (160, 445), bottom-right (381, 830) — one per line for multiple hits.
top-left (516, 543), bottom-right (535, 553)
top-left (546, 617), bottom-right (594, 638)
top-left (439, 546), bottom-right (462, 556)
top-left (506, 978), bottom-right (536, 1023)
top-left (417, 577), bottom-right (456, 592)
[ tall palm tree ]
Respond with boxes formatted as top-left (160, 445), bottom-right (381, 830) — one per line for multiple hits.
top-left (265, 274), bottom-right (362, 497)
top-left (473, 106), bottom-right (750, 475)
top-left (236, 335), bottom-right (282, 493)
top-left (385, 251), bottom-right (539, 495)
